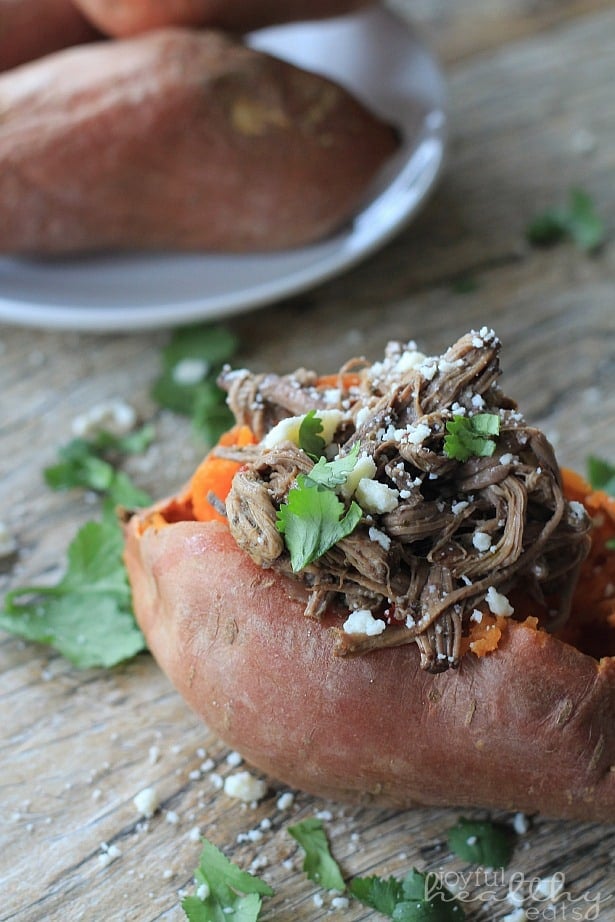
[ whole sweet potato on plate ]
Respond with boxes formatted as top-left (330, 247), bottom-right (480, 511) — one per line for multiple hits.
top-left (0, 0), bottom-right (99, 71)
top-left (123, 331), bottom-right (615, 821)
top-left (0, 28), bottom-right (398, 255)
top-left (71, 0), bottom-right (375, 37)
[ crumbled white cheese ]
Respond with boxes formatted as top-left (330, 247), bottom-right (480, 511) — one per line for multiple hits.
top-left (196, 882), bottom-right (210, 901)
top-left (343, 609), bottom-right (386, 637)
top-left (331, 897), bottom-right (350, 910)
top-left (568, 500), bottom-right (587, 521)
top-left (485, 586), bottom-right (514, 617)
top-left (394, 348), bottom-right (427, 373)
top-left (451, 500), bottom-right (469, 516)
top-left (355, 478), bottom-right (399, 514)
top-left (473, 531), bottom-right (492, 552)
top-left (226, 750), bottom-right (243, 767)
top-left (368, 526), bottom-right (391, 551)
top-left (72, 399), bottom-right (136, 438)
top-left (535, 875), bottom-right (565, 902)
top-left (499, 453), bottom-right (515, 465)
top-left (263, 409), bottom-right (344, 449)
top-left (340, 453), bottom-right (377, 499)
top-left (512, 812), bottom-right (530, 835)
top-left (172, 357), bottom-right (209, 385)
top-left (418, 361), bottom-right (437, 381)
top-left (223, 771), bottom-right (267, 803)
top-left (404, 422), bottom-right (431, 446)
top-left (470, 610), bottom-right (484, 623)
top-left (133, 786), bottom-right (159, 818)
top-left (276, 792), bottom-right (295, 811)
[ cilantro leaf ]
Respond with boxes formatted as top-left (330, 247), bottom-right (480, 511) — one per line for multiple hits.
top-left (352, 868), bottom-right (463, 921)
top-left (298, 410), bottom-right (326, 460)
top-left (276, 477), bottom-right (362, 572)
top-left (0, 516), bottom-right (145, 668)
top-left (587, 455), bottom-right (615, 497)
top-left (447, 818), bottom-right (515, 869)
top-left (349, 875), bottom-right (404, 915)
top-left (444, 413), bottom-right (500, 462)
top-left (43, 425), bottom-right (155, 507)
top-left (307, 443), bottom-right (360, 489)
top-left (151, 324), bottom-right (237, 448)
top-left (288, 817), bottom-right (345, 891)
top-left (182, 838), bottom-right (273, 922)
top-left (526, 188), bottom-right (604, 253)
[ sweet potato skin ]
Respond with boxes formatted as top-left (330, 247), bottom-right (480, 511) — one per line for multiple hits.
top-left (124, 511), bottom-right (615, 822)
top-left (72, 0), bottom-right (375, 37)
top-left (0, 28), bottom-right (398, 255)
top-left (0, 0), bottom-right (99, 71)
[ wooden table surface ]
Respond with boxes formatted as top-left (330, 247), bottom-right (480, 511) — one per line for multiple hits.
top-left (2, 2), bottom-right (614, 919)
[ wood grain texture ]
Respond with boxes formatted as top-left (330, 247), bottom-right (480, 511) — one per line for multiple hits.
top-left (1, 3), bottom-right (614, 920)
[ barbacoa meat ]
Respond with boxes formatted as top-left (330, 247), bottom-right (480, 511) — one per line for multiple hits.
top-left (217, 330), bottom-right (592, 672)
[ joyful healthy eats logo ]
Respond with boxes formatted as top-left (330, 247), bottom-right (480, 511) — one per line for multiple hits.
top-left (425, 869), bottom-right (611, 919)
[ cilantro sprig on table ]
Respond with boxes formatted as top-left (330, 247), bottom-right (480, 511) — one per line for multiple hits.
top-left (443, 413), bottom-right (500, 462)
top-left (526, 187), bottom-right (605, 253)
top-left (181, 838), bottom-right (274, 922)
top-left (151, 323), bottom-right (237, 447)
top-left (43, 424), bottom-right (155, 507)
top-left (0, 504), bottom-right (146, 668)
top-left (183, 819), bottom-right (466, 922)
top-left (276, 444), bottom-right (362, 572)
top-left (447, 817), bottom-right (515, 869)
top-left (1, 322), bottom-right (239, 668)
top-left (0, 428), bottom-right (152, 667)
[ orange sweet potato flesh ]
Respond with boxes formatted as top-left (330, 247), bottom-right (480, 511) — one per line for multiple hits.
top-left (72, 0), bottom-right (374, 37)
top-left (0, 28), bottom-right (398, 255)
top-left (124, 481), bottom-right (615, 821)
top-left (0, 0), bottom-right (99, 71)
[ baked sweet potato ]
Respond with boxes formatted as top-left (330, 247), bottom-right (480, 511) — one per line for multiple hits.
top-left (71, 0), bottom-right (374, 37)
top-left (0, 28), bottom-right (398, 255)
top-left (0, 0), bottom-right (99, 71)
top-left (123, 332), bottom-right (615, 821)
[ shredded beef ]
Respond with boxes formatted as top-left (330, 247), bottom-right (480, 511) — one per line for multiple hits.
top-left (217, 330), bottom-right (592, 672)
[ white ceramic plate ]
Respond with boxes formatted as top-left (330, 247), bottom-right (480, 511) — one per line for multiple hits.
top-left (0, 6), bottom-right (447, 333)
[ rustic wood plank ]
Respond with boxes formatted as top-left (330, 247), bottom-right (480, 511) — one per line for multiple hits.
top-left (1, 6), bottom-right (614, 922)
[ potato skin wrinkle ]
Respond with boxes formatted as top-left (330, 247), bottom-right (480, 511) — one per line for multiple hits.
top-left (124, 512), bottom-right (615, 822)
top-left (0, 28), bottom-right (399, 255)
top-left (72, 0), bottom-right (375, 37)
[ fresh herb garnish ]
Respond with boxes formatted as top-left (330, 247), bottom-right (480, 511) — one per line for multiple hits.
top-left (447, 817), bottom-right (515, 869)
top-left (288, 817), bottom-right (346, 891)
top-left (276, 476), bottom-right (362, 572)
top-left (308, 444), bottom-right (361, 489)
top-left (151, 324), bottom-right (237, 447)
top-left (526, 188), bottom-right (604, 253)
top-left (298, 410), bottom-right (326, 460)
top-left (587, 455), bottom-right (615, 497)
top-left (443, 413), bottom-right (500, 462)
top-left (0, 505), bottom-right (146, 668)
top-left (350, 867), bottom-right (463, 920)
top-left (44, 425), bottom-right (155, 507)
top-left (182, 838), bottom-right (274, 922)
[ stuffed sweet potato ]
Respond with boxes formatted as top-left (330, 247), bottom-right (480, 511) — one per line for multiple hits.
top-left (71, 0), bottom-right (375, 37)
top-left (0, 28), bottom-right (398, 255)
top-left (123, 331), bottom-right (615, 821)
